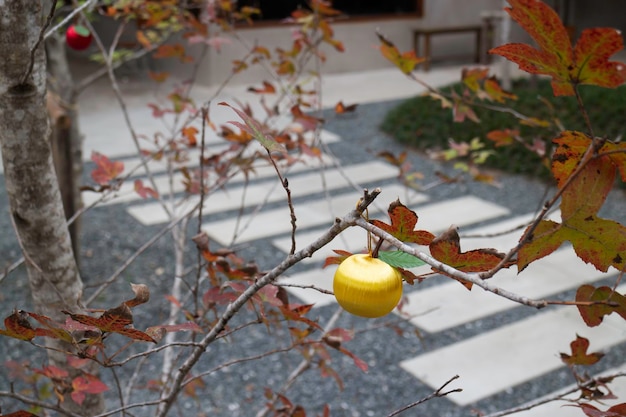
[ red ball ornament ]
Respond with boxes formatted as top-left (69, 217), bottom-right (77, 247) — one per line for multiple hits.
top-left (65, 25), bottom-right (93, 51)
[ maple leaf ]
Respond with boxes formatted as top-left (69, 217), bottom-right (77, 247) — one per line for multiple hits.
top-left (452, 91), bottom-right (480, 123)
top-left (71, 374), bottom-right (108, 405)
top-left (490, 0), bottom-right (625, 96)
top-left (461, 67), bottom-right (489, 93)
top-left (133, 179), bottom-right (158, 199)
top-left (370, 199), bottom-right (435, 245)
top-left (519, 133), bottom-right (626, 272)
top-left (91, 152), bottom-right (124, 185)
top-left (28, 312), bottom-right (73, 343)
top-left (560, 334), bottom-right (604, 366)
top-left (575, 285), bottom-right (626, 327)
top-left (483, 76), bottom-right (518, 102)
top-left (219, 102), bottom-right (287, 154)
top-left (0, 311), bottom-right (36, 341)
top-left (377, 31), bottom-right (426, 74)
top-left (429, 226), bottom-right (511, 289)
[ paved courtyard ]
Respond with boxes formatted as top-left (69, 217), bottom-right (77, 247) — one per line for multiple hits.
top-left (1, 62), bottom-right (625, 416)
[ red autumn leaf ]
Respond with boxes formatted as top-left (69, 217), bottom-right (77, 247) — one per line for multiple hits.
top-left (323, 249), bottom-right (353, 268)
top-left (278, 304), bottom-right (322, 331)
top-left (247, 81), bottom-right (276, 94)
top-left (34, 365), bottom-right (69, 380)
top-left (148, 71), bottom-right (170, 83)
top-left (429, 226), bottom-right (511, 289)
top-left (575, 285), bottom-right (626, 327)
top-left (290, 105), bottom-right (324, 130)
top-left (71, 374), bottom-right (108, 405)
top-left (147, 103), bottom-right (168, 118)
top-left (334, 101), bottom-right (358, 114)
top-left (91, 152), bottom-right (124, 185)
top-left (153, 43), bottom-right (193, 63)
top-left (486, 129), bottom-right (519, 147)
top-left (370, 199), bottom-right (435, 245)
top-left (0, 311), bottom-right (36, 341)
top-left (578, 403), bottom-right (626, 417)
top-left (2, 411), bottom-right (40, 417)
top-left (133, 179), bottom-right (158, 199)
top-left (219, 102), bottom-right (286, 153)
top-left (28, 312), bottom-right (73, 343)
top-left (490, 0), bottom-right (626, 96)
top-left (377, 31), bottom-right (426, 74)
top-left (560, 334), bottom-right (604, 366)
top-left (64, 304), bottom-right (155, 343)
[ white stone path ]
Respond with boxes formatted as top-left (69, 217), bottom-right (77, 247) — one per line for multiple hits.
top-left (101, 137), bottom-right (625, 415)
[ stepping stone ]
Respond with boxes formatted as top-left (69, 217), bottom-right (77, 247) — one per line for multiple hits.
top-left (399, 284), bottom-right (626, 406)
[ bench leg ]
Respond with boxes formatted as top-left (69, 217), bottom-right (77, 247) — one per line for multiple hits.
top-left (475, 29), bottom-right (482, 64)
top-left (423, 33), bottom-right (431, 71)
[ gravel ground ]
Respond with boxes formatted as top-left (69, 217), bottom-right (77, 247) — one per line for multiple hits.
top-left (1, 94), bottom-right (625, 417)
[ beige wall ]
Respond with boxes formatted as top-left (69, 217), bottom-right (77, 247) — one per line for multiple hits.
top-left (192, 0), bottom-right (518, 86)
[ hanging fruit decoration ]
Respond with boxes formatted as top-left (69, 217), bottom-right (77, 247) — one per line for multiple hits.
top-left (333, 253), bottom-right (403, 318)
top-left (65, 25), bottom-right (93, 51)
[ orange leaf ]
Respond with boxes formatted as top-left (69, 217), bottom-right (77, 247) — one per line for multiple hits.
top-left (490, 0), bottom-right (625, 96)
top-left (334, 101), bottom-right (358, 114)
top-left (0, 311), bottom-right (36, 341)
top-left (377, 32), bottom-right (425, 74)
top-left (148, 71), bottom-right (170, 83)
top-left (484, 76), bottom-right (518, 102)
top-left (182, 126), bottom-right (199, 147)
top-left (91, 152), bottom-right (124, 185)
top-left (486, 129), bottom-right (519, 147)
top-left (370, 199), bottom-right (434, 245)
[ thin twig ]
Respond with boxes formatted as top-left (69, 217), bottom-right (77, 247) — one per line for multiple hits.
top-left (44, 0), bottom-right (96, 40)
top-left (387, 375), bottom-right (462, 417)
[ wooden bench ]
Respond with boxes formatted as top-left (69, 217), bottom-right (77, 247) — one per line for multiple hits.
top-left (412, 25), bottom-right (484, 71)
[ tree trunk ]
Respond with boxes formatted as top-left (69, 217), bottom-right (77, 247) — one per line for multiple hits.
top-left (46, 32), bottom-right (83, 266)
top-left (0, 1), bottom-right (102, 415)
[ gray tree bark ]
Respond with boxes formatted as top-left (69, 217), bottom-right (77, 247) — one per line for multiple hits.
top-left (0, 1), bottom-right (102, 415)
top-left (46, 31), bottom-right (83, 265)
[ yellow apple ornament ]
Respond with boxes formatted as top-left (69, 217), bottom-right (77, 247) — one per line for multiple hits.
top-left (333, 254), bottom-right (403, 318)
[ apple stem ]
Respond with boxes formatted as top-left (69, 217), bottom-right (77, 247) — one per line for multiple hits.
top-left (371, 238), bottom-right (383, 258)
